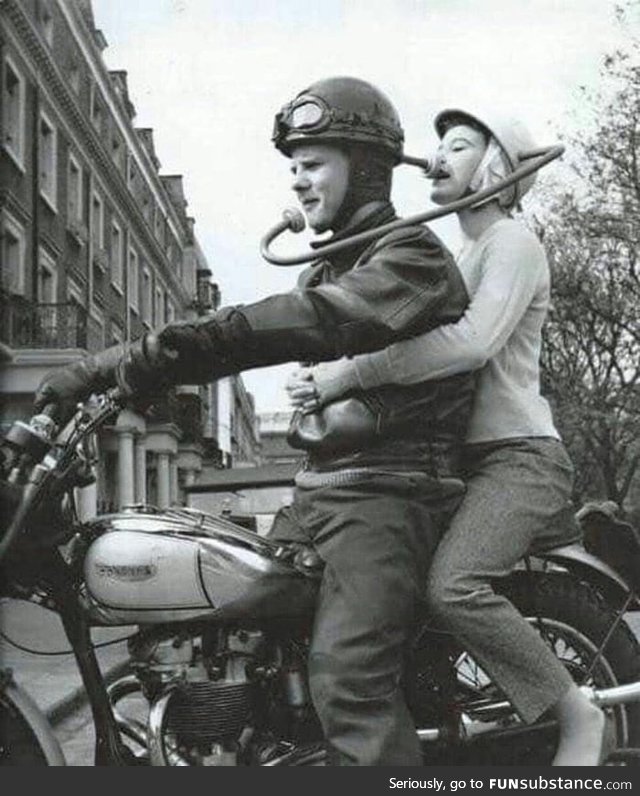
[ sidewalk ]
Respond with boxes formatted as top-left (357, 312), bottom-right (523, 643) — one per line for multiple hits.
top-left (0, 598), bottom-right (132, 724)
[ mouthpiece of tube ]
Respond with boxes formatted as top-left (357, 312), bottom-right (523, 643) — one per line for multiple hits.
top-left (400, 153), bottom-right (444, 178)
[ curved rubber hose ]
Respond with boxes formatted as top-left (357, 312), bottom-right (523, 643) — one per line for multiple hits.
top-left (260, 145), bottom-right (564, 266)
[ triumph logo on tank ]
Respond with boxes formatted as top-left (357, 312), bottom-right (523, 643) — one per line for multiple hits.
top-left (94, 562), bottom-right (157, 581)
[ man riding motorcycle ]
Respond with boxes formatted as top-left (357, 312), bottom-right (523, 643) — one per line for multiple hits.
top-left (35, 76), bottom-right (475, 766)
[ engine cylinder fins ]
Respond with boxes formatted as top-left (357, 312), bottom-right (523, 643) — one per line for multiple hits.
top-left (165, 681), bottom-right (253, 745)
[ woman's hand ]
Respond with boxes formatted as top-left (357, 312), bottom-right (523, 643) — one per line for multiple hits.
top-left (286, 367), bottom-right (320, 412)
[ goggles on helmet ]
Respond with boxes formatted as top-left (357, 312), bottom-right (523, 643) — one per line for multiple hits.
top-left (273, 96), bottom-right (345, 147)
top-left (272, 93), bottom-right (403, 160)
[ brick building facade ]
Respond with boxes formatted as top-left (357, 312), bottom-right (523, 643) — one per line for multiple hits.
top-left (0, 0), bottom-right (258, 513)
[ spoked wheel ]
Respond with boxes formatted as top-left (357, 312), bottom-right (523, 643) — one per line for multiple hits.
top-left (448, 573), bottom-right (640, 765)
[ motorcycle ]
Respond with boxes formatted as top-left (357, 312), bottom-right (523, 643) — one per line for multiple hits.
top-left (1, 391), bottom-right (639, 766)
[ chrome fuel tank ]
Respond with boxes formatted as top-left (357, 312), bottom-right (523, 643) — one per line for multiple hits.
top-left (82, 507), bottom-right (319, 626)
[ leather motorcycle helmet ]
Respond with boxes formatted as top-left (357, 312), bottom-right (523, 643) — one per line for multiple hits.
top-left (434, 108), bottom-right (538, 208)
top-left (273, 77), bottom-right (405, 231)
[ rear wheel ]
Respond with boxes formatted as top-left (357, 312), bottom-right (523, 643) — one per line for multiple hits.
top-left (416, 573), bottom-right (640, 765)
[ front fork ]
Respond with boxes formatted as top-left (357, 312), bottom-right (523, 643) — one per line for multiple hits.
top-left (43, 549), bottom-right (136, 766)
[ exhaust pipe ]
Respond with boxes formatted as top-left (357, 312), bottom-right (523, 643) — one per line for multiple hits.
top-left (108, 675), bottom-right (190, 766)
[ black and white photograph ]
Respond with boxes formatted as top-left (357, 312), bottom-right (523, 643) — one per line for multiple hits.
top-left (0, 0), bottom-right (639, 774)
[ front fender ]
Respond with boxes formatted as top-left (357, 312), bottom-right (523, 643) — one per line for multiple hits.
top-left (531, 543), bottom-right (639, 611)
top-left (0, 671), bottom-right (66, 765)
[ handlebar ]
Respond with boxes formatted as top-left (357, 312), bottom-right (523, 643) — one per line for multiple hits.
top-left (0, 390), bottom-right (124, 564)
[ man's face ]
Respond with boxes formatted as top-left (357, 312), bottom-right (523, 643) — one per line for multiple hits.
top-left (290, 144), bottom-right (350, 232)
top-left (430, 124), bottom-right (488, 206)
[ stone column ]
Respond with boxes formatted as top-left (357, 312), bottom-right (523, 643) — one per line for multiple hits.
top-left (170, 458), bottom-right (179, 505)
top-left (176, 443), bottom-right (204, 510)
top-left (157, 452), bottom-right (171, 509)
top-left (145, 423), bottom-right (180, 509)
top-left (117, 429), bottom-right (135, 508)
top-left (75, 482), bottom-right (97, 521)
top-left (134, 436), bottom-right (147, 505)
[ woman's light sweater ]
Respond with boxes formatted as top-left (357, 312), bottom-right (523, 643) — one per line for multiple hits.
top-left (312, 218), bottom-right (559, 444)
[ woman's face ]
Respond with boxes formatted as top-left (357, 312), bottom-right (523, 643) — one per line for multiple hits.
top-left (430, 124), bottom-right (488, 206)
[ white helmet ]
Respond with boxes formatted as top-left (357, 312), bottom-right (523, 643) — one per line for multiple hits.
top-left (434, 108), bottom-right (538, 207)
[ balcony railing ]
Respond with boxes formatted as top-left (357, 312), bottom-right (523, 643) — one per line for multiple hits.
top-left (0, 297), bottom-right (104, 352)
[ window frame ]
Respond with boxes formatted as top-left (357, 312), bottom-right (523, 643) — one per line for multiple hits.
top-left (154, 285), bottom-right (163, 328)
top-left (141, 265), bottom-right (153, 326)
top-left (90, 84), bottom-right (105, 135)
top-left (37, 246), bottom-right (58, 304)
top-left (110, 219), bottom-right (124, 292)
top-left (2, 56), bottom-right (26, 170)
top-left (90, 190), bottom-right (105, 251)
top-left (38, 110), bottom-right (58, 211)
top-left (67, 151), bottom-right (83, 224)
top-left (0, 212), bottom-right (27, 295)
top-left (128, 247), bottom-right (139, 311)
top-left (38, 0), bottom-right (55, 46)
top-left (165, 296), bottom-right (176, 324)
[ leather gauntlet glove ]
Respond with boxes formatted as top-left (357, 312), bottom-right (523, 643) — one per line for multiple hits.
top-left (155, 319), bottom-right (229, 384)
top-left (34, 337), bottom-right (172, 424)
top-left (34, 344), bottom-right (127, 423)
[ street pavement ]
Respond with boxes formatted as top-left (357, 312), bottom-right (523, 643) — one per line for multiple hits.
top-left (0, 598), bottom-right (132, 721)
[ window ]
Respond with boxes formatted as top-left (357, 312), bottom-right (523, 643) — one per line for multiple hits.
top-left (141, 267), bottom-right (152, 325)
top-left (38, 0), bottom-right (54, 46)
top-left (155, 208), bottom-right (165, 245)
top-left (154, 286), bottom-right (163, 327)
top-left (38, 112), bottom-right (57, 209)
top-left (142, 188), bottom-right (153, 225)
top-left (91, 86), bottom-right (105, 134)
top-left (110, 221), bottom-right (123, 290)
top-left (128, 248), bottom-right (139, 310)
top-left (91, 310), bottom-right (105, 350)
top-left (37, 248), bottom-right (57, 304)
top-left (69, 60), bottom-right (81, 94)
top-left (91, 192), bottom-right (104, 250)
top-left (67, 284), bottom-right (84, 309)
top-left (128, 159), bottom-right (138, 188)
top-left (67, 153), bottom-right (83, 223)
top-left (110, 323), bottom-right (124, 347)
top-left (165, 296), bottom-right (176, 324)
top-left (112, 134), bottom-right (125, 173)
top-left (0, 213), bottom-right (26, 295)
top-left (2, 58), bottom-right (25, 167)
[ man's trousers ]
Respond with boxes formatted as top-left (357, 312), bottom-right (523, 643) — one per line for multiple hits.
top-left (269, 471), bottom-right (452, 766)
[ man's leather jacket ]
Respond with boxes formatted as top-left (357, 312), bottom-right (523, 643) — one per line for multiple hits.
top-left (164, 203), bottom-right (475, 475)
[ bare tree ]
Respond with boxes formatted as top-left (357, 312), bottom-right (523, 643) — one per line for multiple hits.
top-left (532, 5), bottom-right (640, 514)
